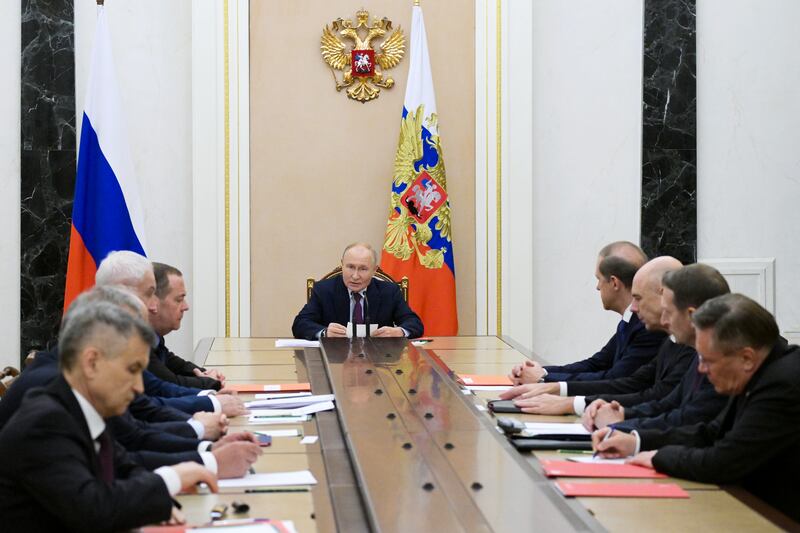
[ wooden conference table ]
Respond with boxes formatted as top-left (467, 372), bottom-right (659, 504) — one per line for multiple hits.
top-left (176, 336), bottom-right (785, 532)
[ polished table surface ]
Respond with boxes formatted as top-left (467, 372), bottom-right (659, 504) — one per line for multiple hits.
top-left (175, 336), bottom-right (784, 532)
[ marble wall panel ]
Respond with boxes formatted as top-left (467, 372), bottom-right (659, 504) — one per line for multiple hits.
top-left (20, 0), bottom-right (75, 356)
top-left (641, 0), bottom-right (697, 263)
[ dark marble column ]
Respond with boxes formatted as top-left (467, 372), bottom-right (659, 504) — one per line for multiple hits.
top-left (20, 0), bottom-right (75, 357)
top-left (640, 0), bottom-right (696, 263)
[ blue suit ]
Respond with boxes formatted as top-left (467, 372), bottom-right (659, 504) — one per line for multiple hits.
top-left (543, 313), bottom-right (666, 382)
top-left (292, 275), bottom-right (424, 340)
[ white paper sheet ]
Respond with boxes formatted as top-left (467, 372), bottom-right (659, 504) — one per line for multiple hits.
top-left (254, 429), bottom-right (301, 438)
top-left (193, 522), bottom-right (298, 533)
top-left (274, 339), bottom-right (320, 348)
top-left (300, 435), bottom-right (319, 445)
top-left (522, 422), bottom-right (590, 436)
top-left (218, 470), bottom-right (318, 488)
top-left (465, 385), bottom-right (513, 392)
top-left (247, 415), bottom-right (310, 424)
top-left (254, 392), bottom-right (312, 400)
top-left (245, 394), bottom-right (335, 410)
top-left (566, 456), bottom-right (628, 464)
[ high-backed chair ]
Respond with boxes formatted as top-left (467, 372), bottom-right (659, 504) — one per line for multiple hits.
top-left (0, 366), bottom-right (20, 398)
top-left (306, 266), bottom-right (409, 302)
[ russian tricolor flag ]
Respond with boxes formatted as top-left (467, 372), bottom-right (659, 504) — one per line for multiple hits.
top-left (380, 5), bottom-right (458, 335)
top-left (64, 5), bottom-right (147, 311)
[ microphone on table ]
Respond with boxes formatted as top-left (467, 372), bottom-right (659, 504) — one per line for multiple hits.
top-left (363, 293), bottom-right (370, 338)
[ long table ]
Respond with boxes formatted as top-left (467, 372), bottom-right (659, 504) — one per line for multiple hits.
top-left (177, 336), bottom-right (786, 532)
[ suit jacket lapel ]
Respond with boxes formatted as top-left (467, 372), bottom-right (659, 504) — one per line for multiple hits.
top-left (334, 277), bottom-right (351, 325)
top-left (50, 375), bottom-right (102, 477)
top-left (366, 280), bottom-right (381, 325)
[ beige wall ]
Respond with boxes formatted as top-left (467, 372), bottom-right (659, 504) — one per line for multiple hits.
top-left (250, 1), bottom-right (475, 336)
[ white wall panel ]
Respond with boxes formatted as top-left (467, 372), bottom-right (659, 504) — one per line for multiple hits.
top-left (697, 0), bottom-right (800, 340)
top-left (0, 2), bottom-right (21, 368)
top-left (526, 0), bottom-right (644, 362)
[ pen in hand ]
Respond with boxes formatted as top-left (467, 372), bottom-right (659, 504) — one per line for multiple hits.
top-left (593, 427), bottom-right (615, 458)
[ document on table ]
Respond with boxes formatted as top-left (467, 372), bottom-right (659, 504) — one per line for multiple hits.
top-left (540, 460), bottom-right (667, 479)
top-left (193, 522), bottom-right (298, 533)
top-left (555, 481), bottom-right (689, 499)
top-left (218, 470), bottom-right (318, 488)
top-left (245, 394), bottom-right (335, 410)
top-left (523, 422), bottom-right (590, 436)
top-left (566, 456), bottom-right (627, 464)
top-left (254, 392), bottom-right (312, 400)
top-left (464, 385), bottom-right (513, 392)
top-left (275, 339), bottom-right (320, 348)
top-left (254, 429), bottom-right (301, 438)
top-left (247, 414), bottom-right (310, 424)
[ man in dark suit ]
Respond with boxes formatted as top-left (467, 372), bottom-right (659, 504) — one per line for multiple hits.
top-left (0, 299), bottom-right (217, 531)
top-left (149, 262), bottom-right (224, 390)
top-left (292, 242), bottom-right (424, 339)
top-left (95, 251), bottom-right (247, 418)
top-left (509, 242), bottom-right (666, 384)
top-left (585, 264), bottom-right (730, 431)
top-left (499, 256), bottom-right (687, 414)
top-left (594, 294), bottom-right (800, 523)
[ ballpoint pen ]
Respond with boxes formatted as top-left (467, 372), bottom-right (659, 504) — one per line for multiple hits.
top-left (592, 427), bottom-right (615, 458)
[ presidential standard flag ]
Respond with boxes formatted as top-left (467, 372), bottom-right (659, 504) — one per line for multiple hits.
top-left (64, 4), bottom-right (147, 310)
top-left (381, 4), bottom-right (458, 335)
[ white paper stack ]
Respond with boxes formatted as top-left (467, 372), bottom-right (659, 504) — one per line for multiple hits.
top-left (218, 470), bottom-right (318, 488)
top-left (246, 394), bottom-right (335, 410)
top-left (275, 339), bottom-right (320, 348)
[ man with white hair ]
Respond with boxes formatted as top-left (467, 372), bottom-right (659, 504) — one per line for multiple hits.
top-left (95, 251), bottom-right (246, 418)
top-left (0, 299), bottom-right (218, 530)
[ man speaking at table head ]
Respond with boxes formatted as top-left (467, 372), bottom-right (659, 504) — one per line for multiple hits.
top-left (293, 242), bottom-right (424, 340)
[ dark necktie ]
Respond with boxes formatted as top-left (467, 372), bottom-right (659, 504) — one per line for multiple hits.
top-left (353, 293), bottom-right (364, 324)
top-left (97, 430), bottom-right (115, 485)
top-left (614, 319), bottom-right (628, 360)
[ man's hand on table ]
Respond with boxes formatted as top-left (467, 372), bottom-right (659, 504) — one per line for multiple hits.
top-left (594, 401), bottom-right (625, 428)
top-left (627, 450), bottom-right (657, 469)
top-left (591, 427), bottom-right (637, 458)
top-left (512, 393), bottom-right (574, 415)
top-left (326, 323), bottom-right (347, 337)
top-left (499, 382), bottom-right (559, 400)
top-left (193, 412), bottom-right (228, 440)
top-left (508, 360), bottom-right (546, 385)
top-left (372, 326), bottom-right (404, 337)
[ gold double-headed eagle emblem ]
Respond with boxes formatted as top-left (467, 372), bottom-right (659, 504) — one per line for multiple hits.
top-left (320, 9), bottom-right (406, 103)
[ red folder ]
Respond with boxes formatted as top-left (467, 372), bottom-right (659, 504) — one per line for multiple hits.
top-left (541, 460), bottom-right (667, 479)
top-left (555, 481), bottom-right (689, 498)
top-left (226, 382), bottom-right (311, 393)
top-left (457, 374), bottom-right (513, 386)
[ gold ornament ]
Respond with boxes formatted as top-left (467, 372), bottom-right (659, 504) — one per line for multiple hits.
top-left (321, 9), bottom-right (406, 103)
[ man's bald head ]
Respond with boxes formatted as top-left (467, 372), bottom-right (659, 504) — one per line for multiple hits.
top-left (630, 256), bottom-right (682, 330)
top-left (634, 256), bottom-right (683, 290)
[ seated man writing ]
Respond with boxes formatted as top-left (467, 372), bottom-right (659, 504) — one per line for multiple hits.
top-left (0, 299), bottom-right (217, 531)
top-left (293, 242), bottom-right (424, 339)
top-left (593, 294), bottom-right (800, 523)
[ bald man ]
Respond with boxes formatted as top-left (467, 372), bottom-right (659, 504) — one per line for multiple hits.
top-left (292, 242), bottom-right (424, 340)
top-left (509, 242), bottom-right (666, 384)
top-left (500, 257), bottom-right (694, 416)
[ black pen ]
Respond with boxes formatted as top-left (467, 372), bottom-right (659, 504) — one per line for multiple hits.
top-left (171, 497), bottom-right (182, 510)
